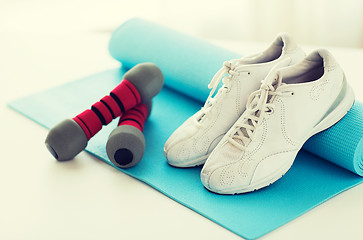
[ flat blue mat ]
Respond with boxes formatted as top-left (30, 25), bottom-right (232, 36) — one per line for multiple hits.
top-left (8, 19), bottom-right (363, 239)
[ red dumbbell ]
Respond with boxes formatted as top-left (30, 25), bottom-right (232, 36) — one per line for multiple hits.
top-left (45, 63), bottom-right (164, 161)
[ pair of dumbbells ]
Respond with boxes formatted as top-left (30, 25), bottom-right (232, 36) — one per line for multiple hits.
top-left (45, 63), bottom-right (164, 168)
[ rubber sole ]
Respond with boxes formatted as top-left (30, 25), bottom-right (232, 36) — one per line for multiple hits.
top-left (209, 81), bottom-right (355, 195)
top-left (167, 153), bottom-right (209, 168)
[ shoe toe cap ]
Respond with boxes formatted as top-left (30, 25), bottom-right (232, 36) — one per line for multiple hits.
top-left (165, 142), bottom-right (190, 166)
top-left (200, 166), bottom-right (224, 192)
top-left (202, 163), bottom-right (249, 194)
top-left (164, 120), bottom-right (211, 167)
top-left (165, 137), bottom-right (210, 167)
top-left (201, 142), bottom-right (251, 194)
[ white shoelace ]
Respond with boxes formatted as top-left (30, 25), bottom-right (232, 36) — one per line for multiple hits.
top-left (227, 59), bottom-right (292, 151)
top-left (199, 59), bottom-right (249, 120)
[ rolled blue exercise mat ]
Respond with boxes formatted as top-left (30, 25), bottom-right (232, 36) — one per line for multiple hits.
top-left (109, 18), bottom-right (241, 102)
top-left (304, 101), bottom-right (363, 175)
top-left (8, 18), bottom-right (363, 240)
top-left (109, 18), bottom-right (363, 176)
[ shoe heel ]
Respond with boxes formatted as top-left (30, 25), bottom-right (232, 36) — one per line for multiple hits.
top-left (311, 76), bottom-right (355, 136)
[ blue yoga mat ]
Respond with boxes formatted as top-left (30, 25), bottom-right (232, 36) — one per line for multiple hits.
top-left (8, 18), bottom-right (363, 239)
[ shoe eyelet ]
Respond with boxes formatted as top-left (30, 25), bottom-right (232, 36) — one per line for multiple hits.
top-left (265, 107), bottom-right (274, 115)
top-left (290, 92), bottom-right (294, 96)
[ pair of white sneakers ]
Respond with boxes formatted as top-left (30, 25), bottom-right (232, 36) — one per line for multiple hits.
top-left (164, 34), bottom-right (355, 194)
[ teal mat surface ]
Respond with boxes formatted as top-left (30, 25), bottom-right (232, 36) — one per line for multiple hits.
top-left (8, 19), bottom-right (363, 239)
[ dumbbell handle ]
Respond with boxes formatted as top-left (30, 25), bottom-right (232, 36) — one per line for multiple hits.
top-left (73, 79), bottom-right (141, 140)
top-left (117, 103), bottom-right (148, 131)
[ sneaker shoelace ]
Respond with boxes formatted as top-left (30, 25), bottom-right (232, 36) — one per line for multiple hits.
top-left (227, 59), bottom-right (292, 151)
top-left (198, 59), bottom-right (249, 121)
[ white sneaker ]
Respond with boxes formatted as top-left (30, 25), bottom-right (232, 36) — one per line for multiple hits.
top-left (164, 34), bottom-right (305, 167)
top-left (201, 49), bottom-right (355, 194)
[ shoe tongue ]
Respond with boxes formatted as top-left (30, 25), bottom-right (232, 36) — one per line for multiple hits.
top-left (234, 119), bottom-right (253, 144)
top-left (233, 110), bottom-right (261, 146)
top-left (232, 71), bottom-right (280, 146)
top-left (262, 57), bottom-right (291, 86)
top-left (263, 68), bottom-right (279, 85)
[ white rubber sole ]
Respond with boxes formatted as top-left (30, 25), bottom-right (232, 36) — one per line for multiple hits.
top-left (205, 158), bottom-right (294, 194)
top-left (209, 82), bottom-right (355, 195)
top-left (167, 153), bottom-right (209, 168)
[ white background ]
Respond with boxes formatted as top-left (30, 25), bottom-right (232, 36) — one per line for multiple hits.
top-left (1, 1), bottom-right (363, 239)
top-left (1, 0), bottom-right (363, 48)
